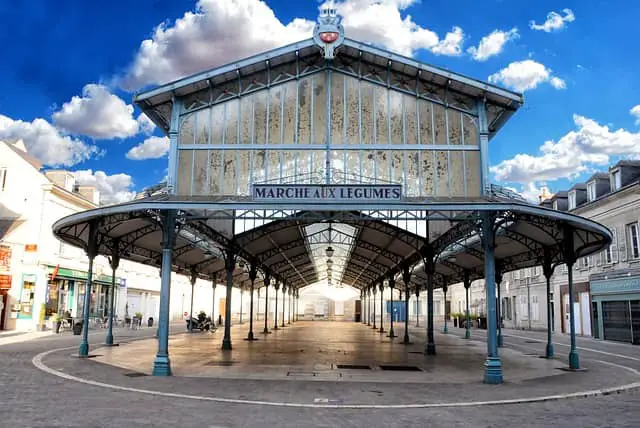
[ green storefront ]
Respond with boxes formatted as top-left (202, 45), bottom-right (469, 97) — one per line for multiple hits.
top-left (590, 272), bottom-right (640, 345)
top-left (46, 266), bottom-right (123, 319)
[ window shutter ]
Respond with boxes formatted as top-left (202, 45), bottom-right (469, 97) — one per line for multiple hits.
top-left (611, 227), bottom-right (619, 263)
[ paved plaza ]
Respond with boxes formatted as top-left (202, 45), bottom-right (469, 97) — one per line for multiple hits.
top-left (1, 321), bottom-right (638, 427)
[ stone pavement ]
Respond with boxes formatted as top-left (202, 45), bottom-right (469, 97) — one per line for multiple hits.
top-left (1, 319), bottom-right (640, 427)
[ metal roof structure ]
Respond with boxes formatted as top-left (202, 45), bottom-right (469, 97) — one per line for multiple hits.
top-left (52, 194), bottom-right (611, 293)
top-left (134, 38), bottom-right (524, 140)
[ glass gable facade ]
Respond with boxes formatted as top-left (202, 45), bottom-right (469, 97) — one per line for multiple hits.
top-left (175, 71), bottom-right (481, 199)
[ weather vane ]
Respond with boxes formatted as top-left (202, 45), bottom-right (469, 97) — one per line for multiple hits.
top-left (313, 4), bottom-right (344, 60)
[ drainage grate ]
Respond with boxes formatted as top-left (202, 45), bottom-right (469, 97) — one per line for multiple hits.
top-left (335, 364), bottom-right (371, 370)
top-left (205, 361), bottom-right (234, 366)
top-left (525, 340), bottom-right (541, 344)
top-left (124, 372), bottom-right (148, 378)
top-left (379, 365), bottom-right (423, 372)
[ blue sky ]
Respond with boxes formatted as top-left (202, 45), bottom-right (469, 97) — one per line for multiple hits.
top-left (1, 0), bottom-right (638, 203)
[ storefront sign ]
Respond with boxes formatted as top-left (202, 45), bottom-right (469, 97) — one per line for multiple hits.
top-left (251, 184), bottom-right (403, 202)
top-left (0, 274), bottom-right (11, 289)
top-left (0, 245), bottom-right (11, 273)
top-left (24, 244), bottom-right (38, 252)
top-left (591, 276), bottom-right (640, 295)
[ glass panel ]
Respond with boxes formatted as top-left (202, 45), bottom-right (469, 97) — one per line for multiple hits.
top-left (361, 81), bottom-right (375, 145)
top-left (375, 86), bottom-right (388, 145)
top-left (211, 104), bottom-right (224, 145)
top-left (448, 110), bottom-right (462, 145)
top-left (602, 300), bottom-right (632, 343)
top-left (312, 151), bottom-right (326, 180)
top-left (295, 151), bottom-right (311, 183)
top-left (463, 114), bottom-right (478, 146)
top-left (253, 149), bottom-right (266, 184)
top-left (435, 151), bottom-right (449, 196)
top-left (465, 150), bottom-right (481, 197)
top-left (268, 86), bottom-right (282, 145)
top-left (361, 150), bottom-right (375, 183)
top-left (418, 100), bottom-right (433, 145)
top-left (282, 81), bottom-right (296, 145)
top-left (330, 150), bottom-right (345, 180)
top-left (267, 150), bottom-right (281, 182)
top-left (239, 97), bottom-right (253, 144)
top-left (391, 151), bottom-right (403, 185)
top-left (195, 109), bottom-right (210, 145)
top-left (376, 150), bottom-right (390, 183)
top-left (177, 149), bottom-right (193, 195)
top-left (237, 150), bottom-right (251, 195)
top-left (282, 151), bottom-right (295, 182)
top-left (208, 150), bottom-right (223, 194)
top-left (345, 150), bottom-right (360, 183)
top-left (330, 73), bottom-right (345, 144)
top-left (222, 150), bottom-right (236, 194)
top-left (405, 151), bottom-right (420, 196)
top-left (179, 114), bottom-right (194, 146)
top-left (433, 104), bottom-right (446, 145)
top-left (345, 76), bottom-right (359, 145)
top-left (389, 91), bottom-right (403, 145)
top-left (449, 151), bottom-right (465, 196)
top-left (631, 301), bottom-right (640, 345)
top-left (253, 91), bottom-right (268, 146)
top-left (405, 97), bottom-right (418, 145)
top-left (297, 78), bottom-right (311, 145)
top-left (192, 150), bottom-right (208, 195)
top-left (224, 100), bottom-right (239, 145)
top-left (312, 74), bottom-right (327, 145)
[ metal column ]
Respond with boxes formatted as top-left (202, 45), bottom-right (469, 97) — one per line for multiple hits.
top-left (153, 210), bottom-right (175, 376)
top-left (387, 277), bottom-right (397, 338)
top-left (222, 249), bottom-right (235, 350)
top-left (464, 272), bottom-right (471, 340)
top-left (78, 220), bottom-right (98, 357)
top-left (564, 226), bottom-right (580, 370)
top-left (483, 214), bottom-right (502, 384)
top-left (402, 265), bottom-right (412, 345)
top-left (543, 248), bottom-right (555, 359)
top-left (105, 249), bottom-right (119, 347)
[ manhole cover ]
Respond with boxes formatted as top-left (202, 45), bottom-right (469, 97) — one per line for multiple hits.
top-left (335, 364), bottom-right (371, 370)
top-left (124, 372), bottom-right (148, 377)
top-left (379, 365), bottom-right (423, 372)
top-left (205, 361), bottom-right (234, 366)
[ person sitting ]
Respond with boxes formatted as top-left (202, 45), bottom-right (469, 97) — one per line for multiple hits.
top-left (63, 310), bottom-right (73, 328)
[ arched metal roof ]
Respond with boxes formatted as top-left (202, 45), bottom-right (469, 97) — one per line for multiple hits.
top-left (52, 195), bottom-right (612, 293)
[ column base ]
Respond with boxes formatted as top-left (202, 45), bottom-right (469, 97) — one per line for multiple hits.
top-left (262, 328), bottom-right (271, 334)
top-left (273, 326), bottom-right (279, 330)
top-left (244, 336), bottom-right (259, 341)
top-left (105, 334), bottom-right (114, 346)
top-left (221, 339), bottom-right (232, 350)
top-left (387, 329), bottom-right (397, 338)
top-left (152, 355), bottom-right (172, 376)
top-left (497, 333), bottom-right (504, 347)
top-left (483, 357), bottom-right (503, 384)
top-left (372, 324), bottom-right (377, 329)
top-left (569, 349), bottom-right (580, 370)
top-left (104, 343), bottom-right (119, 347)
top-left (464, 329), bottom-right (471, 339)
top-left (78, 342), bottom-right (89, 357)
top-left (379, 328), bottom-right (385, 334)
top-left (443, 324), bottom-right (449, 334)
top-left (425, 342), bottom-right (436, 355)
top-left (545, 342), bottom-right (554, 359)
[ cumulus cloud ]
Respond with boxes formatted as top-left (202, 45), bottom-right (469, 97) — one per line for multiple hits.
top-left (52, 84), bottom-right (139, 139)
top-left (136, 113), bottom-right (156, 134)
top-left (74, 169), bottom-right (136, 205)
top-left (530, 8), bottom-right (575, 32)
top-left (467, 28), bottom-right (518, 61)
top-left (631, 105), bottom-right (640, 125)
top-left (488, 60), bottom-right (565, 92)
top-left (491, 114), bottom-right (640, 183)
top-left (0, 114), bottom-right (100, 167)
top-left (120, 0), bottom-right (466, 90)
top-left (126, 136), bottom-right (169, 160)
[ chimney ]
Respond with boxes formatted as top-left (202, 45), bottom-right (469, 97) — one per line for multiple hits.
top-left (76, 185), bottom-right (100, 205)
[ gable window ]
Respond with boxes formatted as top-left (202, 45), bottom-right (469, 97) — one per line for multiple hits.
top-left (0, 167), bottom-right (6, 191)
top-left (627, 223), bottom-right (640, 259)
top-left (568, 191), bottom-right (576, 210)
top-left (611, 169), bottom-right (622, 191)
top-left (587, 181), bottom-right (597, 201)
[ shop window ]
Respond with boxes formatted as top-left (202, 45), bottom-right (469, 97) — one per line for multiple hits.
top-left (18, 278), bottom-right (35, 319)
top-left (627, 223), bottom-right (640, 259)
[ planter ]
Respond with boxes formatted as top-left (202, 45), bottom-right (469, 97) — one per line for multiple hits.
top-left (72, 322), bottom-right (83, 335)
top-left (54, 321), bottom-right (61, 334)
top-left (147, 317), bottom-right (154, 327)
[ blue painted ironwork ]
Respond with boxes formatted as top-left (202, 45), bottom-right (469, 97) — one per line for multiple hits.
top-left (273, 280), bottom-right (279, 330)
top-left (153, 210), bottom-right (176, 376)
top-left (464, 272), bottom-right (471, 340)
top-left (483, 213), bottom-right (503, 384)
top-left (543, 248), bottom-right (555, 358)
top-left (262, 273), bottom-right (271, 334)
top-left (402, 264), bottom-right (412, 345)
top-left (78, 220), bottom-right (98, 357)
top-left (222, 249), bottom-right (235, 350)
top-left (168, 97), bottom-right (183, 194)
top-left (105, 250), bottom-right (119, 346)
top-left (564, 226), bottom-right (580, 369)
top-left (387, 277), bottom-right (397, 338)
top-left (442, 280), bottom-right (449, 334)
top-left (425, 249), bottom-right (436, 354)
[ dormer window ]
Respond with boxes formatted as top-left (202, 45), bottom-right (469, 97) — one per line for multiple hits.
top-left (552, 200), bottom-right (559, 210)
top-left (611, 169), bottom-right (622, 191)
top-left (568, 191), bottom-right (576, 210)
top-left (587, 181), bottom-right (597, 201)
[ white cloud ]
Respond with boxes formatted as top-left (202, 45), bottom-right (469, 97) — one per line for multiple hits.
top-left (120, 0), bottom-right (466, 90)
top-left (74, 169), bottom-right (136, 205)
top-left (488, 59), bottom-right (565, 92)
top-left (136, 113), bottom-right (156, 134)
top-left (126, 136), bottom-right (169, 160)
top-left (0, 114), bottom-right (99, 167)
top-left (530, 8), bottom-right (575, 32)
top-left (491, 114), bottom-right (640, 183)
top-left (467, 28), bottom-right (518, 61)
top-left (52, 84), bottom-right (139, 139)
top-left (506, 182), bottom-right (545, 203)
top-left (631, 105), bottom-right (640, 125)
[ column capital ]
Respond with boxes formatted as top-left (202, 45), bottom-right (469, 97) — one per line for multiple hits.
top-left (463, 271), bottom-right (471, 289)
top-left (378, 281), bottom-right (384, 293)
top-left (263, 272), bottom-right (271, 288)
top-left (388, 277), bottom-right (396, 289)
top-left (248, 262), bottom-right (258, 282)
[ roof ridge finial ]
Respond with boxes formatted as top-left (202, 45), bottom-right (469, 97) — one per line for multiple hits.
top-left (314, 2), bottom-right (344, 60)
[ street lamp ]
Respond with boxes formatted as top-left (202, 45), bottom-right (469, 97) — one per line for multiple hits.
top-left (326, 247), bottom-right (334, 258)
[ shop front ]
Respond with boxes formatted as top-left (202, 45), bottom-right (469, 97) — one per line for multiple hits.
top-left (590, 271), bottom-right (640, 345)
